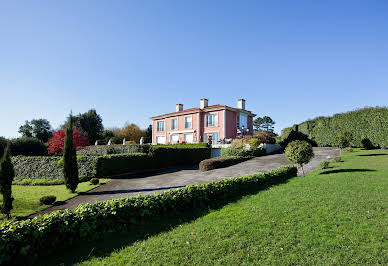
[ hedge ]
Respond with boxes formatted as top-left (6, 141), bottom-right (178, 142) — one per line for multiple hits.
top-left (281, 107), bottom-right (388, 148)
top-left (221, 147), bottom-right (266, 157)
top-left (199, 156), bottom-right (252, 171)
top-left (0, 165), bottom-right (297, 264)
top-left (0, 137), bottom-right (47, 157)
top-left (77, 144), bottom-right (151, 156)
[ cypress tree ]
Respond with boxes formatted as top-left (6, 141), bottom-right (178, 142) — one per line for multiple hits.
top-left (63, 113), bottom-right (79, 193)
top-left (0, 143), bottom-right (15, 219)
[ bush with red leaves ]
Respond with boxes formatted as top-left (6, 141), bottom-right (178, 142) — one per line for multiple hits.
top-left (46, 128), bottom-right (88, 155)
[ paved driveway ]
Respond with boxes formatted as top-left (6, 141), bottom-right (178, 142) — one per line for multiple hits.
top-left (32, 147), bottom-right (339, 217)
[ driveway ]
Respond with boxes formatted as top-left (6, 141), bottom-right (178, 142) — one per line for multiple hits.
top-left (32, 147), bottom-right (339, 217)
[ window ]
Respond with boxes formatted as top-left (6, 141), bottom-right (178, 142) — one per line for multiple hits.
top-left (240, 113), bottom-right (248, 129)
top-left (206, 113), bottom-right (218, 127)
top-left (157, 121), bottom-right (165, 132)
top-left (184, 133), bottom-right (193, 143)
top-left (171, 118), bottom-right (178, 130)
top-left (170, 134), bottom-right (179, 143)
top-left (185, 116), bottom-right (192, 129)
top-left (156, 136), bottom-right (166, 144)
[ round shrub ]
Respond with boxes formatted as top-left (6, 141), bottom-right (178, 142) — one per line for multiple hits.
top-left (90, 178), bottom-right (99, 185)
top-left (285, 140), bottom-right (314, 175)
top-left (319, 160), bottom-right (329, 169)
top-left (39, 195), bottom-right (56, 205)
top-left (231, 139), bottom-right (245, 149)
top-left (248, 138), bottom-right (260, 148)
top-left (254, 131), bottom-right (276, 144)
top-left (332, 156), bottom-right (342, 163)
top-left (9, 137), bottom-right (47, 156)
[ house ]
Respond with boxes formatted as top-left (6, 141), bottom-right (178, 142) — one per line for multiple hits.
top-left (150, 99), bottom-right (255, 144)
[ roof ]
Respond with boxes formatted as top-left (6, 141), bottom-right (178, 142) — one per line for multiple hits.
top-left (150, 104), bottom-right (256, 120)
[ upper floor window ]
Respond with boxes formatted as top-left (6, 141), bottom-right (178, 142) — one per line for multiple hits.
top-left (157, 121), bottom-right (165, 132)
top-left (206, 113), bottom-right (218, 127)
top-left (171, 118), bottom-right (178, 130)
top-left (185, 116), bottom-right (192, 129)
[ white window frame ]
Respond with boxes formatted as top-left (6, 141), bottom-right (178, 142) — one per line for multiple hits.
top-left (171, 118), bottom-right (178, 130)
top-left (156, 136), bottom-right (166, 144)
top-left (157, 120), bottom-right (165, 132)
top-left (205, 112), bottom-right (218, 127)
top-left (184, 115), bottom-right (192, 129)
top-left (170, 134), bottom-right (179, 144)
top-left (184, 133), bottom-right (194, 143)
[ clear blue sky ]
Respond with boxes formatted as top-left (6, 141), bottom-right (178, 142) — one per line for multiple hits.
top-left (1, 0), bottom-right (387, 138)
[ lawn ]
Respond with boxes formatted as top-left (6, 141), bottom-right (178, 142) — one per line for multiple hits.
top-left (0, 179), bottom-right (110, 219)
top-left (45, 149), bottom-right (387, 265)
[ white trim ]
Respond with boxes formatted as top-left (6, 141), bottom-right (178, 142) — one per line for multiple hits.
top-left (184, 115), bottom-right (193, 129)
top-left (168, 129), bottom-right (194, 134)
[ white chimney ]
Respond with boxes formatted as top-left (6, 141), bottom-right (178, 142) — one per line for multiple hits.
top-left (200, 98), bottom-right (208, 108)
top-left (237, 99), bottom-right (246, 110)
top-left (176, 104), bottom-right (183, 112)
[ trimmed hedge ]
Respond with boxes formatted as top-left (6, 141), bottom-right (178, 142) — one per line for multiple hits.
top-left (199, 156), bottom-right (252, 171)
top-left (221, 147), bottom-right (265, 157)
top-left (0, 165), bottom-right (297, 264)
top-left (77, 144), bottom-right (151, 156)
top-left (0, 137), bottom-right (47, 157)
top-left (281, 107), bottom-right (388, 148)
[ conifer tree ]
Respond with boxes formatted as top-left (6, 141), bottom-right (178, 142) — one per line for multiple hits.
top-left (63, 113), bottom-right (79, 192)
top-left (0, 143), bottom-right (15, 219)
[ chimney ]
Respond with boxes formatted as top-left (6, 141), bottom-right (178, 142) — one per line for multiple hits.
top-left (200, 98), bottom-right (208, 108)
top-left (176, 104), bottom-right (183, 112)
top-left (237, 99), bottom-right (246, 110)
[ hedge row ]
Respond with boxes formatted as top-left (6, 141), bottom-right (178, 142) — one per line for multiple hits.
top-left (281, 107), bottom-right (388, 148)
top-left (199, 156), bottom-right (253, 171)
top-left (0, 165), bottom-right (297, 264)
top-left (221, 147), bottom-right (266, 157)
top-left (0, 137), bottom-right (47, 157)
top-left (12, 147), bottom-right (211, 181)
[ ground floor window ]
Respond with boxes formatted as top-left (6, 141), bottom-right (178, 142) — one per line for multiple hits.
top-left (184, 133), bottom-right (193, 143)
top-left (170, 134), bottom-right (179, 144)
top-left (204, 132), bottom-right (219, 144)
top-left (156, 136), bottom-right (166, 144)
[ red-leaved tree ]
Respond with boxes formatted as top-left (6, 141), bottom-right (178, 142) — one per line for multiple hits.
top-left (46, 128), bottom-right (89, 155)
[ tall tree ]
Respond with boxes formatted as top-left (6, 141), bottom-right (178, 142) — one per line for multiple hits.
top-left (144, 125), bottom-right (152, 143)
top-left (253, 116), bottom-right (275, 132)
top-left (18, 119), bottom-right (53, 142)
top-left (117, 123), bottom-right (145, 143)
top-left (64, 109), bottom-right (103, 144)
top-left (63, 114), bottom-right (79, 193)
top-left (0, 143), bottom-right (15, 219)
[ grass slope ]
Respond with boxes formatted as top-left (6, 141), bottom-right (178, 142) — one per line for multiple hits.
top-left (0, 179), bottom-right (110, 219)
top-left (50, 149), bottom-right (388, 265)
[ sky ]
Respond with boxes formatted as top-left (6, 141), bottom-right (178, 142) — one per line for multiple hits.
top-left (1, 0), bottom-right (387, 138)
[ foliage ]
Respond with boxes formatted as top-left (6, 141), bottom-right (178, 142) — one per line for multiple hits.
top-left (361, 138), bottom-right (374, 150)
top-left (39, 195), bottom-right (56, 205)
top-left (152, 143), bottom-right (209, 148)
top-left (46, 128), bottom-right (89, 155)
top-left (319, 160), bottom-right (329, 169)
top-left (18, 119), bottom-right (53, 142)
top-left (231, 138), bottom-right (245, 149)
top-left (0, 144), bottom-right (15, 218)
top-left (253, 116), bottom-right (275, 132)
top-left (63, 115), bottom-right (79, 193)
top-left (143, 125), bottom-right (152, 143)
top-left (13, 179), bottom-right (65, 186)
top-left (8, 137), bottom-right (47, 156)
top-left (332, 131), bottom-right (353, 149)
top-left (117, 123), bottom-right (145, 144)
top-left (221, 147), bottom-right (265, 157)
top-left (285, 140), bottom-right (314, 175)
top-left (100, 129), bottom-right (115, 145)
top-left (332, 156), bottom-right (342, 163)
top-left (0, 165), bottom-right (297, 264)
top-left (248, 138), bottom-right (260, 148)
top-left (344, 147), bottom-right (353, 152)
top-left (281, 107), bottom-right (388, 148)
top-left (89, 178), bottom-right (99, 185)
top-left (199, 156), bottom-right (252, 171)
top-left (77, 144), bottom-right (151, 156)
top-left (254, 131), bottom-right (276, 144)
top-left (280, 129), bottom-right (316, 148)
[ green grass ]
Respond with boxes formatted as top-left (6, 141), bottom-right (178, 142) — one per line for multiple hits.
top-left (0, 179), bottom-right (110, 219)
top-left (45, 149), bottom-right (387, 265)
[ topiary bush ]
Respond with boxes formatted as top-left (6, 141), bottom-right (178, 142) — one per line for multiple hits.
top-left (199, 156), bottom-right (252, 171)
top-left (0, 165), bottom-right (297, 265)
top-left (285, 140), bottom-right (314, 176)
top-left (221, 147), bottom-right (265, 158)
top-left (9, 137), bottom-right (47, 156)
top-left (89, 178), bottom-right (99, 185)
top-left (332, 156), bottom-right (342, 163)
top-left (39, 195), bottom-right (56, 205)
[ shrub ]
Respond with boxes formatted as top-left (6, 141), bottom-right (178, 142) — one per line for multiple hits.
top-left (361, 138), bottom-right (374, 150)
top-left (0, 144), bottom-right (15, 219)
top-left (248, 138), bottom-right (260, 148)
top-left (0, 165), bottom-right (297, 265)
top-left (63, 115), bottom-right (79, 193)
top-left (332, 156), bottom-right (342, 163)
top-left (13, 179), bottom-right (65, 186)
top-left (332, 131), bottom-right (353, 151)
top-left (46, 128), bottom-right (89, 155)
top-left (254, 131), bottom-right (276, 144)
top-left (221, 147), bottom-right (265, 157)
top-left (285, 140), bottom-right (314, 176)
top-left (77, 144), bottom-right (151, 156)
top-left (90, 178), bottom-right (99, 185)
top-left (319, 160), bottom-right (329, 169)
top-left (199, 156), bottom-right (252, 171)
top-left (39, 195), bottom-right (56, 205)
top-left (9, 137), bottom-right (47, 156)
top-left (231, 138), bottom-right (245, 149)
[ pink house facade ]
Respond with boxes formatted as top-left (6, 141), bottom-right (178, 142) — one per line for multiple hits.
top-left (150, 99), bottom-right (255, 144)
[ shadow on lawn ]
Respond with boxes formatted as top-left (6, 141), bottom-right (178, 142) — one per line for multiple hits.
top-left (358, 153), bottom-right (387, 157)
top-left (320, 169), bottom-right (376, 175)
top-left (39, 178), bottom-right (291, 266)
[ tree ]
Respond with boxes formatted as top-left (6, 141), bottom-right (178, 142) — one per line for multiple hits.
top-left (0, 143), bottom-right (15, 219)
top-left (143, 125), bottom-right (152, 143)
top-left (253, 116), bottom-right (275, 132)
top-left (117, 123), bottom-right (145, 143)
top-left (254, 131), bottom-right (276, 144)
top-left (285, 140), bottom-right (314, 176)
top-left (63, 114), bottom-right (79, 193)
top-left (46, 128), bottom-right (89, 155)
top-left (332, 131), bottom-right (353, 154)
top-left (101, 129), bottom-right (116, 145)
top-left (18, 119), bottom-right (53, 142)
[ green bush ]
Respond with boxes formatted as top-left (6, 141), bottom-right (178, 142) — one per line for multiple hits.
top-left (254, 131), bottom-right (276, 144)
top-left (199, 156), bottom-right (252, 171)
top-left (90, 178), bottom-right (99, 185)
top-left (361, 138), bottom-right (374, 150)
top-left (221, 147), bottom-right (265, 157)
top-left (0, 165), bottom-right (297, 264)
top-left (332, 156), bottom-right (342, 163)
top-left (248, 138), bottom-right (260, 148)
top-left (332, 131), bottom-right (353, 150)
top-left (77, 144), bottom-right (151, 156)
top-left (13, 179), bottom-right (65, 186)
top-left (39, 195), bottom-right (56, 205)
top-left (285, 140), bottom-right (314, 176)
top-left (319, 160), bottom-right (329, 169)
top-left (8, 137), bottom-right (47, 156)
top-left (281, 107), bottom-right (388, 148)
